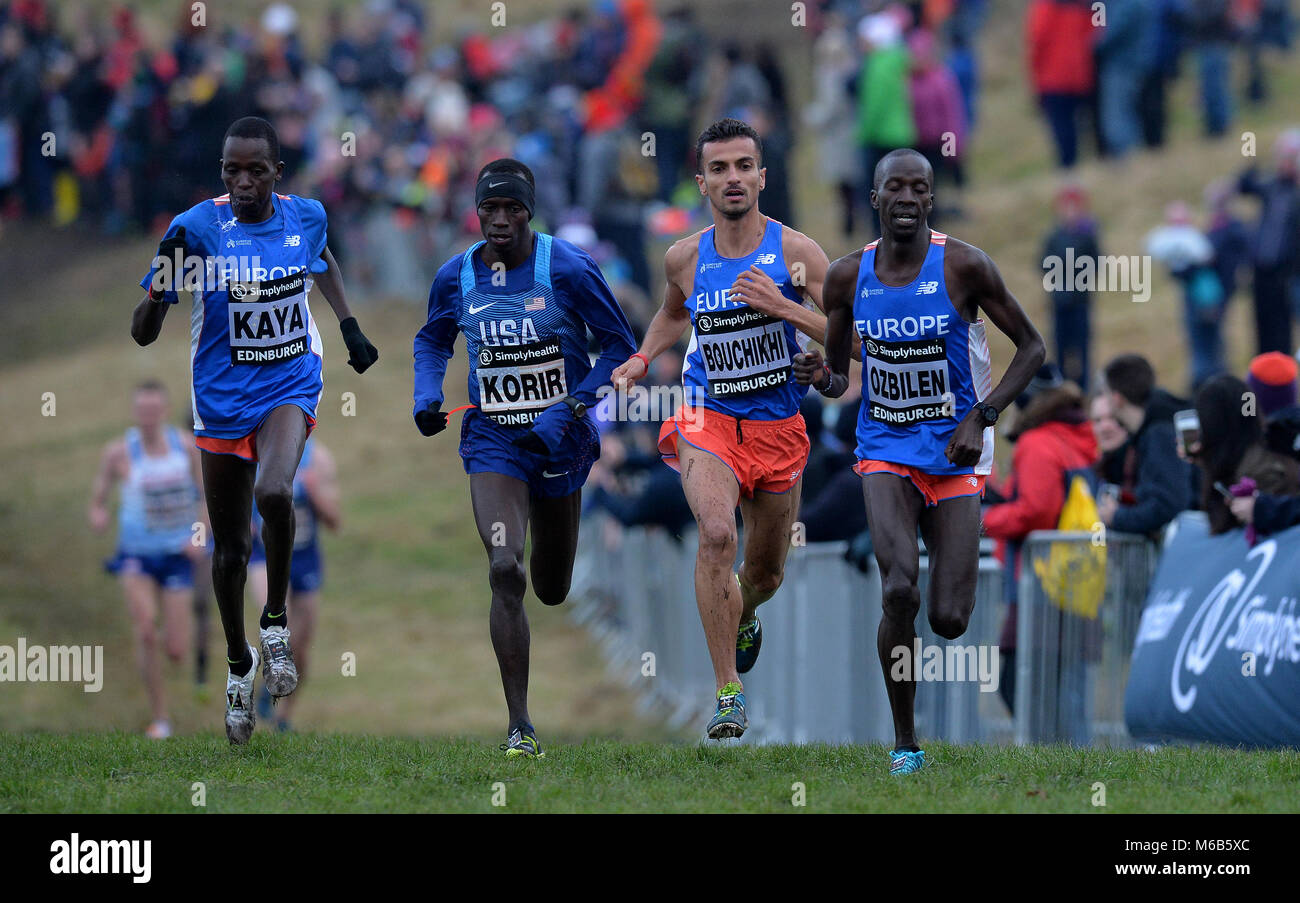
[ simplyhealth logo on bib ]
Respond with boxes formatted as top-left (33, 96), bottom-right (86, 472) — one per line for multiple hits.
top-left (695, 302), bottom-right (791, 398)
top-left (225, 270), bottom-right (311, 365)
top-left (851, 232), bottom-right (995, 476)
top-left (858, 315), bottom-right (954, 426)
top-left (681, 218), bottom-right (808, 420)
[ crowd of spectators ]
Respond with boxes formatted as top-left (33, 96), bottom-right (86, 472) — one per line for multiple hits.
top-left (1027, 0), bottom-right (1294, 168)
top-left (0, 0), bottom-right (804, 303)
top-left (9, 2), bottom-right (1300, 598)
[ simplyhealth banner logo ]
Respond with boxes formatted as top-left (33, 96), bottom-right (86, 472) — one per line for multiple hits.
top-left (1125, 514), bottom-right (1300, 748)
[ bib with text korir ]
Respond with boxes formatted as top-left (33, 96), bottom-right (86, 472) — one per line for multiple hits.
top-left (853, 231), bottom-right (994, 476)
top-left (216, 197), bottom-right (314, 366)
top-left (459, 233), bottom-right (568, 428)
top-left (682, 218), bottom-right (808, 420)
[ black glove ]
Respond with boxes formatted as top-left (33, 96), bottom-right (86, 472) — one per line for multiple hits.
top-left (152, 226), bottom-right (188, 298)
top-left (511, 402), bottom-right (570, 455)
top-left (415, 400), bottom-right (448, 437)
top-left (340, 317), bottom-right (379, 374)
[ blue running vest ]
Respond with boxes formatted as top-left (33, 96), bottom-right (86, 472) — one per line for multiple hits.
top-left (195, 194), bottom-right (324, 435)
top-left (457, 232), bottom-right (581, 427)
top-left (853, 231), bottom-right (994, 475)
top-left (682, 218), bottom-right (808, 420)
top-left (118, 426), bottom-right (197, 556)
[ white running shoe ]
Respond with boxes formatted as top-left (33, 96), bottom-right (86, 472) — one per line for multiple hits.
top-left (225, 645), bottom-right (259, 745)
top-left (145, 720), bottom-right (171, 740)
top-left (259, 625), bottom-right (298, 698)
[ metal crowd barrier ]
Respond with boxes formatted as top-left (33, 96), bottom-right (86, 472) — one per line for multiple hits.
top-left (1013, 530), bottom-right (1159, 747)
top-left (569, 515), bottom-right (1010, 745)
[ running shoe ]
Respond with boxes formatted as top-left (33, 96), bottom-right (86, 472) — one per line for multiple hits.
top-left (736, 616), bottom-right (763, 674)
top-left (500, 727), bottom-right (545, 758)
top-left (259, 625), bottom-right (298, 698)
top-left (225, 645), bottom-right (259, 745)
top-left (145, 720), bottom-right (171, 740)
top-left (706, 681), bottom-right (747, 739)
top-left (889, 748), bottom-right (926, 775)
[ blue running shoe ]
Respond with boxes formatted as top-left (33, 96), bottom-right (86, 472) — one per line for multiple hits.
top-left (889, 749), bottom-right (926, 775)
top-left (736, 617), bottom-right (763, 674)
top-left (706, 682), bottom-right (747, 739)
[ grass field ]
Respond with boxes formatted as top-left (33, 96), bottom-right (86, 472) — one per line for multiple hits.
top-left (5, 732), bottom-right (1297, 813)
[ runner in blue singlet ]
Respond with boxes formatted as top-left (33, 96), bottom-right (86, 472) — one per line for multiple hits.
top-left (131, 116), bottom-right (379, 745)
top-left (89, 381), bottom-right (205, 739)
top-left (806, 149), bottom-right (1045, 774)
top-left (413, 158), bottom-right (636, 758)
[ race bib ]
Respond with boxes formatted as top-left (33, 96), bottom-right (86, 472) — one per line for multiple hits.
top-left (476, 339), bottom-right (567, 426)
top-left (142, 481), bottom-right (194, 533)
top-left (226, 272), bottom-right (310, 365)
top-left (863, 335), bottom-right (953, 425)
top-left (695, 308), bottom-right (791, 398)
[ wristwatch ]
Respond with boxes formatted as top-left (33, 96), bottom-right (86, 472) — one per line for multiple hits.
top-left (974, 401), bottom-right (999, 425)
top-left (562, 395), bottom-right (588, 418)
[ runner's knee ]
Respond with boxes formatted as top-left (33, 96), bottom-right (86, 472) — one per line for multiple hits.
top-left (212, 539), bottom-right (251, 577)
top-left (696, 516), bottom-right (737, 559)
top-left (488, 552), bottom-right (526, 604)
top-left (135, 624), bottom-right (158, 650)
top-left (744, 565), bottom-right (783, 597)
top-left (533, 576), bottom-right (569, 607)
top-left (253, 478), bottom-right (293, 523)
top-left (881, 578), bottom-right (920, 621)
top-left (929, 608), bottom-right (969, 640)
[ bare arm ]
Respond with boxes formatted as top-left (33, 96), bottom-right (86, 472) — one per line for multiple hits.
top-left (302, 444), bottom-right (342, 531)
top-left (729, 230), bottom-right (829, 339)
top-left (612, 240), bottom-right (694, 389)
top-left (800, 253), bottom-right (859, 397)
top-left (88, 441), bottom-right (124, 532)
top-left (943, 241), bottom-right (1046, 467)
top-left (134, 224), bottom-right (189, 345)
top-left (131, 293), bottom-right (169, 346)
top-left (312, 247), bottom-right (353, 323)
top-left (950, 241), bottom-right (1046, 415)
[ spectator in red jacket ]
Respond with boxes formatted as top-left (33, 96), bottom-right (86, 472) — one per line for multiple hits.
top-left (1026, 0), bottom-right (1097, 168)
top-left (983, 363), bottom-right (1099, 712)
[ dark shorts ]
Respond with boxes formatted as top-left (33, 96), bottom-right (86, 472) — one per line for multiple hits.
top-left (105, 550), bottom-right (194, 590)
top-left (459, 408), bottom-right (600, 499)
top-left (249, 536), bottom-right (323, 593)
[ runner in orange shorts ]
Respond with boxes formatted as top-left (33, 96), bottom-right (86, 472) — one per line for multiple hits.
top-left (613, 118), bottom-right (832, 740)
top-left (808, 149), bottom-right (1045, 774)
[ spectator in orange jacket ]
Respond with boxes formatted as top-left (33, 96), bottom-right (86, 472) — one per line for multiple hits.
top-left (983, 363), bottom-right (1099, 712)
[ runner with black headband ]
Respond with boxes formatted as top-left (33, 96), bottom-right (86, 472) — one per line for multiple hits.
top-left (413, 158), bottom-right (636, 758)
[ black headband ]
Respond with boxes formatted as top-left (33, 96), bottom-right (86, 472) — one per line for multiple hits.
top-left (476, 171), bottom-right (534, 219)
